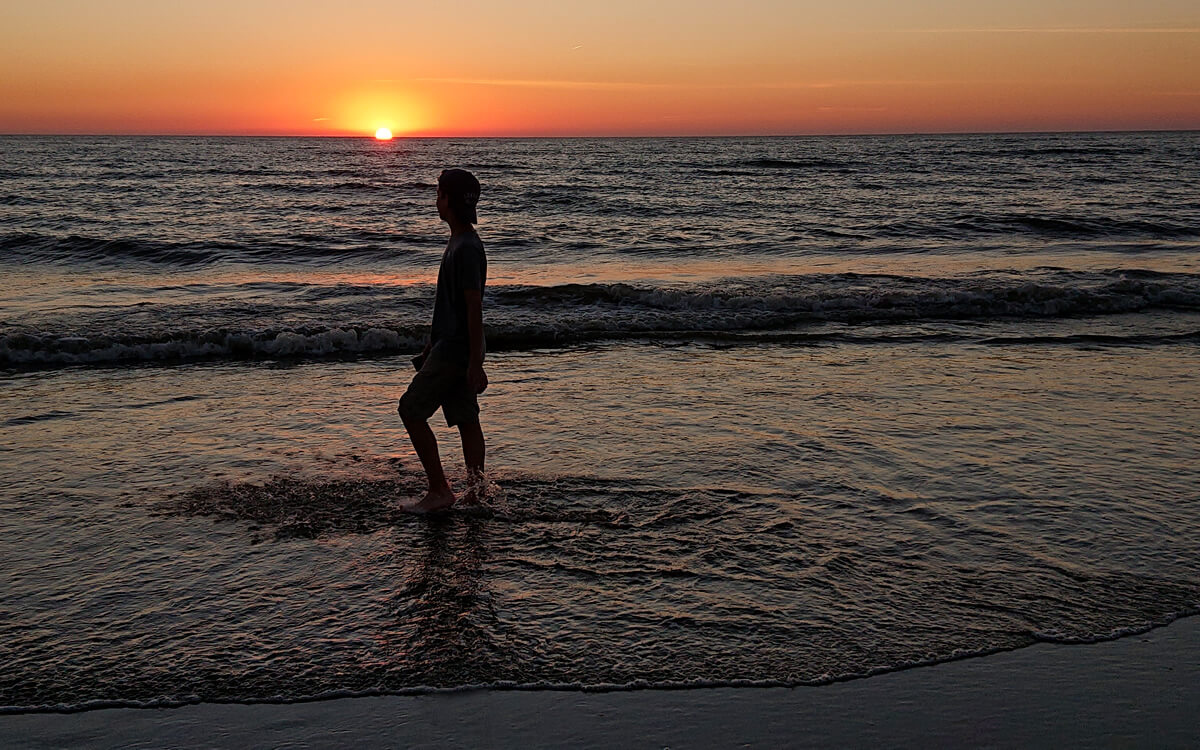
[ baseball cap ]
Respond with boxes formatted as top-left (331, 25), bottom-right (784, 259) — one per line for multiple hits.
top-left (438, 168), bottom-right (481, 224)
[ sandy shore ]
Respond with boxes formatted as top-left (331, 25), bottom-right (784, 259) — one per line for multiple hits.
top-left (5, 616), bottom-right (1197, 749)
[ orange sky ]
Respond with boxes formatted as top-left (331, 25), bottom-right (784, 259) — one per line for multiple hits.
top-left (2, 1), bottom-right (1198, 136)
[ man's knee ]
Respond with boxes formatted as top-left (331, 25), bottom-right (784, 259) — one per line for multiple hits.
top-left (456, 417), bottom-right (483, 434)
top-left (398, 392), bottom-right (430, 424)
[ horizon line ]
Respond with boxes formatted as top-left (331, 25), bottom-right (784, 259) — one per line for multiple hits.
top-left (2, 127), bottom-right (1199, 140)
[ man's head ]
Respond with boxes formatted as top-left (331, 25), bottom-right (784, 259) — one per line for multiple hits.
top-left (437, 169), bottom-right (481, 225)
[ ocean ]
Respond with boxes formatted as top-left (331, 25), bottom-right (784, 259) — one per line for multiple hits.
top-left (1, 132), bottom-right (1198, 711)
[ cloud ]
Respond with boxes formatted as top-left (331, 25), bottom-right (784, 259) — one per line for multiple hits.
top-left (417, 78), bottom-right (955, 91)
top-left (892, 27), bottom-right (1200, 34)
top-left (750, 80), bottom-right (951, 90)
top-left (415, 77), bottom-right (669, 90)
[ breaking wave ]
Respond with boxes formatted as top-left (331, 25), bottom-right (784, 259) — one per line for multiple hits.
top-left (3, 271), bottom-right (1199, 367)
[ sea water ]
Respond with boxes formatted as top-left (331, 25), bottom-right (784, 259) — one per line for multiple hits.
top-left (1, 133), bottom-right (1198, 709)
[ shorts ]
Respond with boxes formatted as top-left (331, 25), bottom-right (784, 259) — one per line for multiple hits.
top-left (397, 347), bottom-right (480, 428)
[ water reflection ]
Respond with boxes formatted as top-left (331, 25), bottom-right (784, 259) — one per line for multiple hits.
top-left (394, 515), bottom-right (506, 685)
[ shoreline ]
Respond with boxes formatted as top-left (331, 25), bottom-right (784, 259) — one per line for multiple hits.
top-left (5, 616), bottom-right (1197, 748)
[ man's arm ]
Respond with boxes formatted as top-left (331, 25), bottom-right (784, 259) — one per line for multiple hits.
top-left (464, 288), bottom-right (488, 394)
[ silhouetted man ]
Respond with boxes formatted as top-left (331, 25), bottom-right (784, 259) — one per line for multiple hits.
top-left (398, 169), bottom-right (487, 513)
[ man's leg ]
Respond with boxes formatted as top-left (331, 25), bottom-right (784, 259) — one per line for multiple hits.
top-left (458, 420), bottom-right (485, 503)
top-left (398, 356), bottom-right (459, 513)
top-left (400, 412), bottom-right (456, 512)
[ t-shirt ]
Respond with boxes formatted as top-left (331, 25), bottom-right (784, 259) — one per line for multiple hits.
top-left (429, 230), bottom-right (487, 363)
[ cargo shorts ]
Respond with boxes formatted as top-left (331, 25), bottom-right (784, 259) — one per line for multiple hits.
top-left (397, 347), bottom-right (480, 428)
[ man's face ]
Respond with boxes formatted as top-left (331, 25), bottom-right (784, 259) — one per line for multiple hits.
top-left (436, 186), bottom-right (452, 223)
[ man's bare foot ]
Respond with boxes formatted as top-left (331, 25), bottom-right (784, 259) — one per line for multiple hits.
top-left (400, 485), bottom-right (456, 514)
top-left (461, 475), bottom-right (488, 506)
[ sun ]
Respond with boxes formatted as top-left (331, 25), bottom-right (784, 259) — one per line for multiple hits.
top-left (374, 127), bottom-right (393, 141)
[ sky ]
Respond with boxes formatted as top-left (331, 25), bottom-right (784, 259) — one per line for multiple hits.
top-left (2, 0), bottom-right (1198, 136)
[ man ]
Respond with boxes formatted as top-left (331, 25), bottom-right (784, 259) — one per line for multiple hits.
top-left (397, 169), bottom-right (488, 513)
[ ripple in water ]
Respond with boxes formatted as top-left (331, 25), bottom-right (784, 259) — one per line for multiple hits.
top-left (4, 465), bottom-right (1194, 712)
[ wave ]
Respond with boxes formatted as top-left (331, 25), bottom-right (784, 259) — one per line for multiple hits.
top-left (738, 158), bottom-right (850, 171)
top-left (0, 639), bottom-right (1123, 714)
top-left (0, 574), bottom-right (1191, 713)
top-left (871, 213), bottom-right (1198, 240)
top-left (490, 270), bottom-right (1200, 318)
top-left (0, 234), bottom-right (232, 265)
top-left (979, 331), bottom-right (1200, 346)
top-left (0, 233), bottom-right (432, 266)
top-left (463, 163), bottom-right (527, 171)
top-left (2, 410), bottom-right (76, 427)
top-left (0, 326), bottom-right (424, 367)
top-left (253, 180), bottom-right (384, 193)
top-left (0, 194), bottom-right (41, 206)
top-left (951, 145), bottom-right (1156, 159)
top-left (4, 207), bottom-right (1197, 269)
top-left (4, 271), bottom-right (1199, 368)
top-left (1007, 146), bottom-right (1152, 157)
top-left (249, 179), bottom-right (434, 194)
top-left (0, 451), bottom-right (1196, 711)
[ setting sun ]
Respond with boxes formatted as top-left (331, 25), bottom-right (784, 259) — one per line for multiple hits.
top-left (374, 127), bottom-right (393, 141)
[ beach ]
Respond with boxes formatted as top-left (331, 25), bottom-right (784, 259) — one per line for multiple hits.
top-left (5, 0), bottom-right (1200, 741)
top-left (2, 133), bottom-right (1198, 734)
top-left (5, 616), bottom-right (1197, 748)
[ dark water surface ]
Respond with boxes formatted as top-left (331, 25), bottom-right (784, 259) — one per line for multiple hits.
top-left (1, 133), bottom-right (1199, 710)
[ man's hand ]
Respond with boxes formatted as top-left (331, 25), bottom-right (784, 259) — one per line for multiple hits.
top-left (468, 362), bottom-right (488, 394)
top-left (412, 339), bottom-right (433, 371)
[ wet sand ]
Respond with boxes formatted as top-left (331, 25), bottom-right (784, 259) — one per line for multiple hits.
top-left (5, 616), bottom-right (1196, 749)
